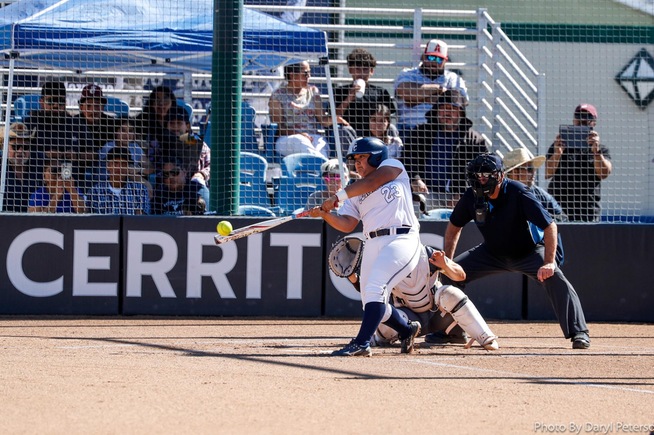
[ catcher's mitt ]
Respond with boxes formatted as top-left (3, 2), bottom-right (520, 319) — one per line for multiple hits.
top-left (328, 237), bottom-right (364, 278)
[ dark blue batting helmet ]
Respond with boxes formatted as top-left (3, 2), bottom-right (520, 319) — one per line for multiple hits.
top-left (346, 137), bottom-right (388, 168)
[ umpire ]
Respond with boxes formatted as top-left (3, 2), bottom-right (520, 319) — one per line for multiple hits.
top-left (438, 153), bottom-right (590, 349)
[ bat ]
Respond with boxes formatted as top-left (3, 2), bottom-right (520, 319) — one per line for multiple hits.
top-left (214, 209), bottom-right (312, 245)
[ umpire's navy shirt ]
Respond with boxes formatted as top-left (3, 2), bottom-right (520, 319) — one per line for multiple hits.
top-left (451, 179), bottom-right (561, 262)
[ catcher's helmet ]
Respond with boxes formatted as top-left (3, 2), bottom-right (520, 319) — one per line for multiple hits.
top-left (346, 137), bottom-right (388, 168)
top-left (466, 153), bottom-right (503, 197)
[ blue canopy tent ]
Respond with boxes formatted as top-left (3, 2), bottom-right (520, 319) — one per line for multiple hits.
top-left (0, 0), bottom-right (328, 74)
top-left (0, 0), bottom-right (346, 213)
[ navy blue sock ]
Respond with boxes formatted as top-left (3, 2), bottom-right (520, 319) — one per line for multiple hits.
top-left (383, 305), bottom-right (412, 339)
top-left (354, 302), bottom-right (385, 346)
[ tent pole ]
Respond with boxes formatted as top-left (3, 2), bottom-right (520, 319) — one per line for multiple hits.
top-left (0, 51), bottom-right (18, 212)
top-left (321, 56), bottom-right (346, 189)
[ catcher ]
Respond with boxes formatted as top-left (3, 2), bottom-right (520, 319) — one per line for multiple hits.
top-left (329, 236), bottom-right (499, 350)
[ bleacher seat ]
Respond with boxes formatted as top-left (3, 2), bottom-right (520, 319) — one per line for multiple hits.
top-left (176, 99), bottom-right (194, 123)
top-left (421, 208), bottom-right (453, 220)
top-left (261, 123), bottom-right (279, 165)
top-left (282, 153), bottom-right (327, 178)
top-left (104, 96), bottom-right (130, 117)
top-left (202, 102), bottom-right (258, 153)
top-left (239, 151), bottom-right (270, 208)
top-left (238, 205), bottom-right (276, 217)
top-left (12, 95), bottom-right (41, 122)
top-left (273, 176), bottom-right (320, 216)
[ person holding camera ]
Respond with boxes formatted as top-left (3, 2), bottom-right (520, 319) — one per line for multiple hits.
top-left (27, 159), bottom-right (87, 213)
top-left (545, 104), bottom-right (612, 222)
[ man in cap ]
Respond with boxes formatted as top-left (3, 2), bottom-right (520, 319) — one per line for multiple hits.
top-left (503, 148), bottom-right (567, 222)
top-left (545, 103), bottom-right (612, 222)
top-left (394, 39), bottom-right (468, 138)
top-left (402, 89), bottom-right (488, 209)
top-left (24, 81), bottom-right (80, 176)
top-left (0, 122), bottom-right (40, 212)
top-left (73, 84), bottom-right (117, 193)
top-left (427, 153), bottom-right (590, 349)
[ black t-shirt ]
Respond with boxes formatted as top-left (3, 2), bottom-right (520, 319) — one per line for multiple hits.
top-left (333, 83), bottom-right (394, 137)
top-left (451, 179), bottom-right (561, 262)
top-left (546, 142), bottom-right (611, 222)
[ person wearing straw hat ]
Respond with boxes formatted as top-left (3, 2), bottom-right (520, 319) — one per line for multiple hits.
top-left (503, 148), bottom-right (567, 222)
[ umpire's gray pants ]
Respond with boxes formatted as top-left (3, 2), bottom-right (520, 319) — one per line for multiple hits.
top-left (450, 243), bottom-right (589, 339)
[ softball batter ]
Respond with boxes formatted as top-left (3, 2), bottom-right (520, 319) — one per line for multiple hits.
top-left (309, 137), bottom-right (422, 356)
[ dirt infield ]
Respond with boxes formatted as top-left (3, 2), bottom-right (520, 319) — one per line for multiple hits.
top-left (1, 318), bottom-right (652, 435)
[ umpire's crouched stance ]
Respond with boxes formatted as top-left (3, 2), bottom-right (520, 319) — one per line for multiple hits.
top-left (438, 153), bottom-right (590, 349)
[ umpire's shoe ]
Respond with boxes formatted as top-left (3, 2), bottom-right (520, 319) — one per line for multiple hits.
top-left (400, 321), bottom-right (421, 354)
top-left (571, 332), bottom-right (590, 349)
top-left (332, 339), bottom-right (372, 357)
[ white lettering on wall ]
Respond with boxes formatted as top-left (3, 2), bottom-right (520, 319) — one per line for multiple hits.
top-left (125, 231), bottom-right (178, 298)
top-left (73, 230), bottom-right (119, 297)
top-left (270, 233), bottom-right (321, 299)
top-left (186, 232), bottom-right (237, 299)
top-left (7, 228), bottom-right (64, 297)
top-left (246, 234), bottom-right (263, 299)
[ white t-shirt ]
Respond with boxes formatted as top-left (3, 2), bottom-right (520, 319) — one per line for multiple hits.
top-left (339, 159), bottom-right (419, 235)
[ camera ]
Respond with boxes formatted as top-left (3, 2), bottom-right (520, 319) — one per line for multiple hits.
top-left (59, 161), bottom-right (73, 180)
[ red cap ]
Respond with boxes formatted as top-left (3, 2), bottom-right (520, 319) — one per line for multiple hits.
top-left (80, 84), bottom-right (107, 104)
top-left (574, 103), bottom-right (598, 120)
top-left (424, 39), bottom-right (448, 59)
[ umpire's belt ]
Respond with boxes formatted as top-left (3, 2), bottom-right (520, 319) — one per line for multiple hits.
top-left (366, 227), bottom-right (411, 239)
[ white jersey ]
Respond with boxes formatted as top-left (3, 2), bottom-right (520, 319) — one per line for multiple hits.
top-left (339, 159), bottom-right (419, 236)
top-left (392, 246), bottom-right (440, 313)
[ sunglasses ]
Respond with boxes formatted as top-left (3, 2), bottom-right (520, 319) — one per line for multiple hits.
top-left (323, 175), bottom-right (341, 182)
top-left (425, 55), bottom-right (445, 64)
top-left (162, 168), bottom-right (181, 179)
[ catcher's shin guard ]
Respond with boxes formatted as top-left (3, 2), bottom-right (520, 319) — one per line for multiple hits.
top-left (435, 285), bottom-right (499, 350)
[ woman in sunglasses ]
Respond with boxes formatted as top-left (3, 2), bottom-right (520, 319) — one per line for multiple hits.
top-left (304, 159), bottom-right (350, 210)
top-left (394, 39), bottom-right (468, 138)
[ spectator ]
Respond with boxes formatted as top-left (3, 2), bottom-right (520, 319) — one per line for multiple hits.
top-left (24, 81), bottom-right (80, 176)
top-left (434, 153), bottom-right (590, 349)
top-left (0, 123), bottom-right (40, 212)
top-left (394, 39), bottom-right (468, 138)
top-left (368, 104), bottom-right (403, 159)
top-left (304, 159), bottom-right (350, 210)
top-left (165, 105), bottom-right (210, 186)
top-left (73, 84), bottom-right (116, 192)
top-left (503, 148), bottom-right (567, 222)
top-left (87, 146), bottom-right (150, 215)
top-left (268, 61), bottom-right (340, 158)
top-left (151, 157), bottom-right (209, 215)
top-left (402, 89), bottom-right (488, 209)
top-left (133, 86), bottom-right (184, 175)
top-left (545, 103), bottom-right (612, 222)
top-left (333, 48), bottom-right (395, 138)
top-left (98, 118), bottom-right (152, 194)
top-left (27, 158), bottom-right (87, 213)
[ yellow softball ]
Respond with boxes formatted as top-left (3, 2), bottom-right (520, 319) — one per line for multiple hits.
top-left (217, 220), bottom-right (233, 236)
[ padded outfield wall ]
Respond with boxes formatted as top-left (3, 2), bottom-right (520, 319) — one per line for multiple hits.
top-left (0, 215), bottom-right (651, 322)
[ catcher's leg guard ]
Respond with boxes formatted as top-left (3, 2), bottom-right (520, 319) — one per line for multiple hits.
top-left (435, 285), bottom-right (499, 350)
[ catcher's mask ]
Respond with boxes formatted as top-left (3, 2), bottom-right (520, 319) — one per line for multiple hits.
top-left (466, 153), bottom-right (503, 199)
top-left (346, 137), bottom-right (388, 168)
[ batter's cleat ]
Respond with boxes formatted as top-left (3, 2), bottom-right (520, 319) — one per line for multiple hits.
top-left (424, 330), bottom-right (470, 345)
top-left (400, 321), bottom-right (421, 354)
top-left (332, 339), bottom-right (372, 357)
top-left (572, 332), bottom-right (590, 349)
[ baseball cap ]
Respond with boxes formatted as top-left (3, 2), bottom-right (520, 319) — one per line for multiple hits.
top-left (80, 84), bottom-right (107, 105)
top-left (503, 148), bottom-right (546, 173)
top-left (0, 122), bottom-right (35, 140)
top-left (424, 39), bottom-right (448, 59)
top-left (166, 105), bottom-right (190, 122)
top-left (41, 81), bottom-right (66, 98)
top-left (574, 103), bottom-right (598, 120)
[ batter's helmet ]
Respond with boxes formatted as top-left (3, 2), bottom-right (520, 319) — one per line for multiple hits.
top-left (347, 137), bottom-right (388, 168)
top-left (466, 153), bottom-right (503, 197)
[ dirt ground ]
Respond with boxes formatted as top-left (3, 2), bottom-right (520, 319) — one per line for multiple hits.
top-left (0, 317), bottom-right (652, 435)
